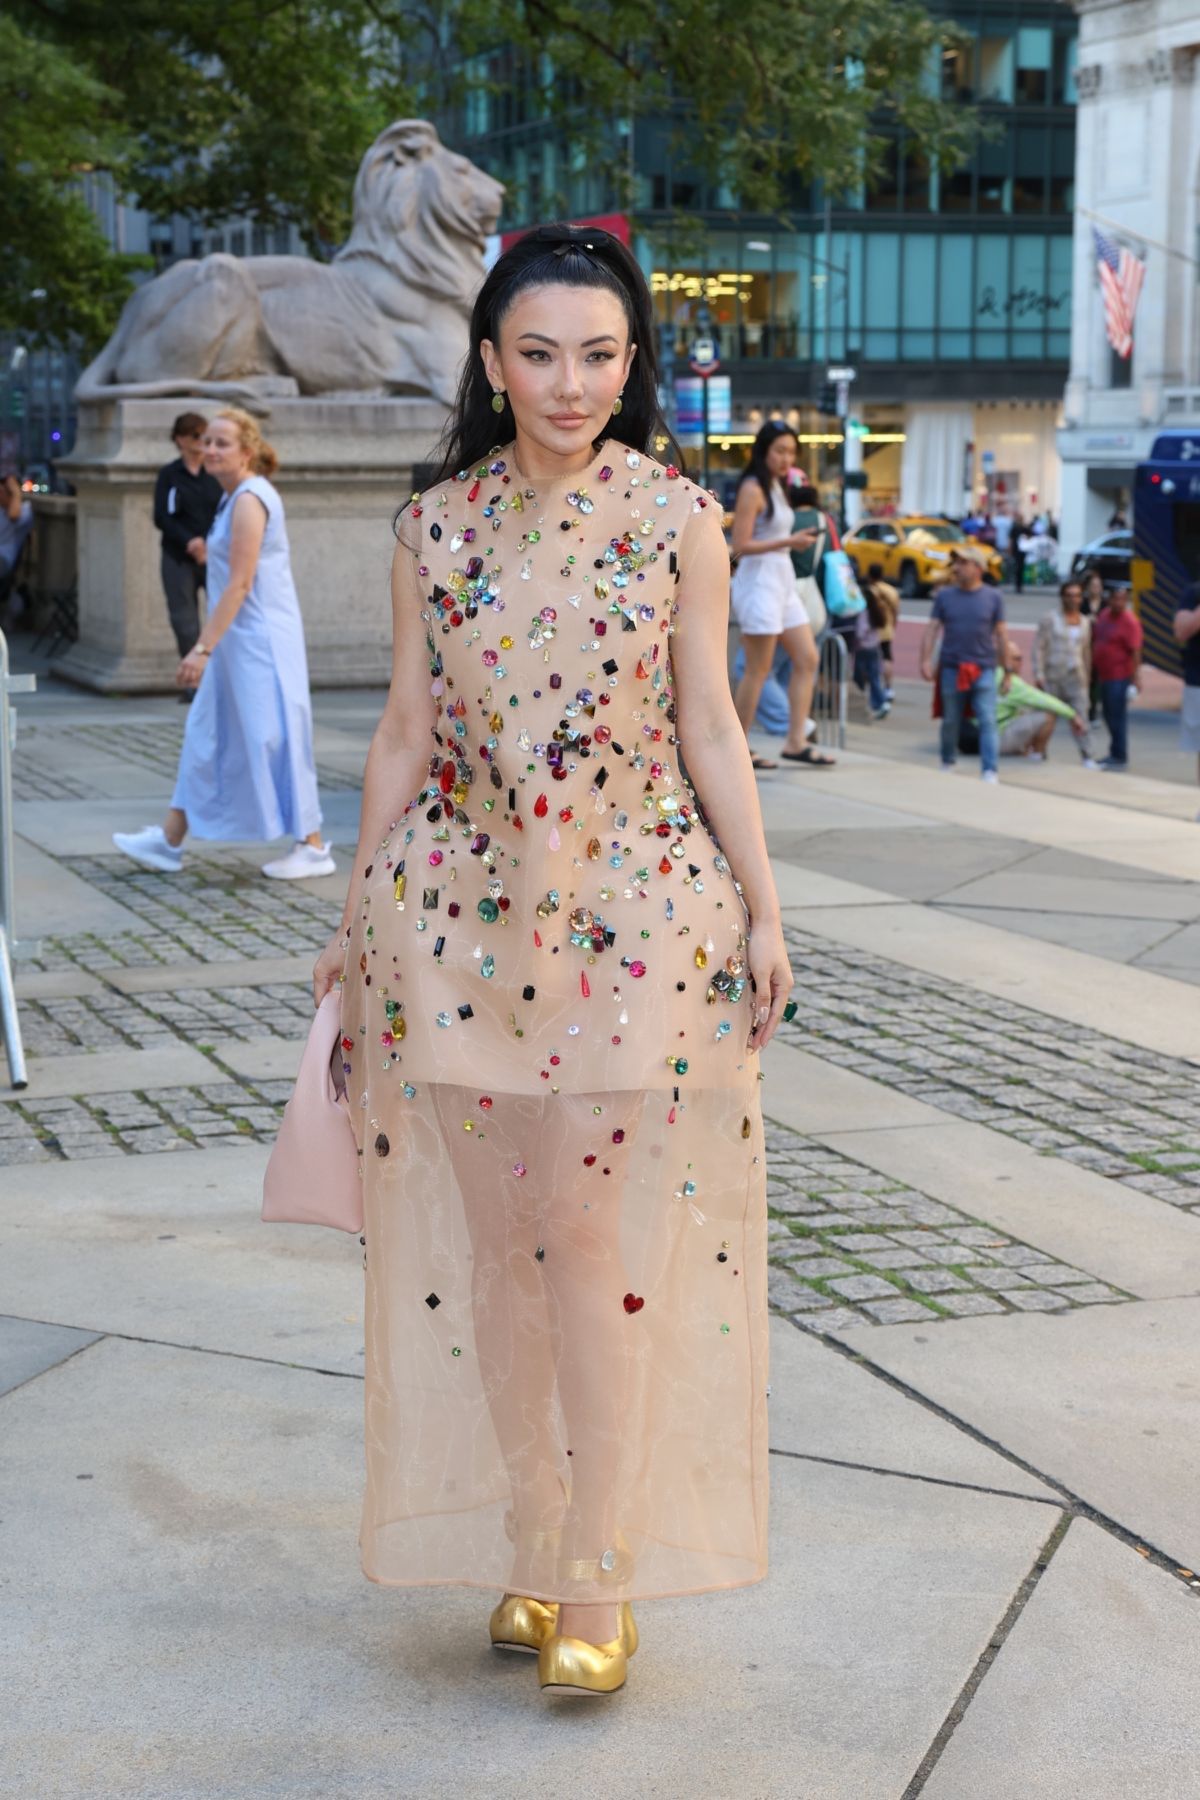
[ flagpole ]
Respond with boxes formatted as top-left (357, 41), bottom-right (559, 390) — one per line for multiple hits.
top-left (1076, 204), bottom-right (1197, 268)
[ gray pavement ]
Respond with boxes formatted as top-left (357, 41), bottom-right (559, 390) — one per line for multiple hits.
top-left (2, 664), bottom-right (1199, 1798)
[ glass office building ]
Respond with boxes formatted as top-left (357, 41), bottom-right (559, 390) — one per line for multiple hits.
top-left (442, 2), bottom-right (1077, 518)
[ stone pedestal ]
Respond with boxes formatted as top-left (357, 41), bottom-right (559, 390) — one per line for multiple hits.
top-left (53, 396), bottom-right (449, 691)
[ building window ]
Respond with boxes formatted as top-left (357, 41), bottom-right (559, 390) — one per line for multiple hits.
top-left (1013, 126), bottom-right (1048, 214)
top-left (230, 229), bottom-right (246, 257)
top-left (978, 137), bottom-right (1010, 214)
top-left (903, 143), bottom-right (936, 211)
top-left (1015, 26), bottom-right (1052, 103)
top-left (866, 138), bottom-right (900, 212)
top-left (1053, 31), bottom-right (1079, 104)
top-left (251, 224), bottom-right (269, 255)
top-left (272, 225), bottom-right (291, 255)
top-left (940, 167), bottom-right (974, 214)
top-left (210, 232), bottom-right (226, 254)
top-left (942, 42), bottom-right (973, 102)
top-left (1110, 349), bottom-right (1132, 389)
top-left (979, 26), bottom-right (1015, 103)
top-left (1049, 128), bottom-right (1075, 214)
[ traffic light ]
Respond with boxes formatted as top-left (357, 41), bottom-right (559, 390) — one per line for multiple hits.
top-left (815, 381), bottom-right (838, 416)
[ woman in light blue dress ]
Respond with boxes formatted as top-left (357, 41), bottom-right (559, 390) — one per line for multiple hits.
top-left (114, 409), bottom-right (333, 881)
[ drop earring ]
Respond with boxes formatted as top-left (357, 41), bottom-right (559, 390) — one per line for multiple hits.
top-left (611, 390), bottom-right (624, 416)
top-left (491, 389), bottom-right (506, 413)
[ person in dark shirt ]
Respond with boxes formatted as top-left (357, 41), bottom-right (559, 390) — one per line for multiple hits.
top-left (919, 545), bottom-right (1010, 780)
top-left (153, 412), bottom-right (222, 671)
top-left (1091, 584), bottom-right (1142, 769)
top-left (1173, 582), bottom-right (1200, 811)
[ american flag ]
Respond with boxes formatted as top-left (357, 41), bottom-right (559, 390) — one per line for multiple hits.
top-left (1094, 226), bottom-right (1145, 360)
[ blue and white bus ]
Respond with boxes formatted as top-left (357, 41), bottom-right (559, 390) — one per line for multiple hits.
top-left (1133, 431), bottom-right (1200, 675)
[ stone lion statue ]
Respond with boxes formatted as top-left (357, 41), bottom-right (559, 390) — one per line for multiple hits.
top-left (76, 120), bottom-right (504, 410)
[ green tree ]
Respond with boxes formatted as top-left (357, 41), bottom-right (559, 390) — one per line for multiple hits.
top-left (5, 1), bottom-right (976, 350)
top-left (0, 17), bottom-right (148, 351)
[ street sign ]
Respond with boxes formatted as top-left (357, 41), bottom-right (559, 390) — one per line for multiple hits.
top-left (706, 375), bottom-right (732, 434)
top-left (835, 379), bottom-right (850, 417)
top-left (691, 336), bottom-right (718, 369)
top-left (982, 449), bottom-right (996, 473)
top-left (827, 365), bottom-right (857, 382)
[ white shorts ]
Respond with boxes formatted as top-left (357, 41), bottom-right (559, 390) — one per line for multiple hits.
top-left (1182, 685), bottom-right (1200, 753)
top-left (731, 553), bottom-right (808, 637)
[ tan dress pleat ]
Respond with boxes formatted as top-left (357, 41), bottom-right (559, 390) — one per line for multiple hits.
top-left (340, 440), bottom-right (769, 1603)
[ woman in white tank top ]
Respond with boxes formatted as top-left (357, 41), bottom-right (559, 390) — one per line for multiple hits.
top-left (729, 421), bottom-right (834, 769)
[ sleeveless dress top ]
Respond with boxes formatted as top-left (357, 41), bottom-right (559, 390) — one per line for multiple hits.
top-left (730, 477), bottom-right (796, 622)
top-left (172, 475), bottom-right (322, 842)
top-left (340, 440), bottom-right (769, 1604)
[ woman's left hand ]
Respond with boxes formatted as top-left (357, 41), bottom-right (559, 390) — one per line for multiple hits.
top-left (176, 649), bottom-right (207, 688)
top-left (747, 921), bottom-right (794, 1053)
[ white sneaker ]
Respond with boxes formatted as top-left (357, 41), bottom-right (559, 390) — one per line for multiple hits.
top-left (262, 840), bottom-right (336, 880)
top-left (112, 825), bottom-right (183, 872)
top-left (981, 770), bottom-right (1000, 784)
top-left (1025, 751), bottom-right (1045, 764)
top-left (1081, 758), bottom-right (1101, 770)
top-left (939, 761), bottom-right (956, 772)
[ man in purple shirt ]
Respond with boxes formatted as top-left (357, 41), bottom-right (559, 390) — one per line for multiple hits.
top-left (919, 546), bottom-right (1011, 781)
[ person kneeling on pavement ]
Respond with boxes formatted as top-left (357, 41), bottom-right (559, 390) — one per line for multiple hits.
top-left (997, 644), bottom-right (1089, 763)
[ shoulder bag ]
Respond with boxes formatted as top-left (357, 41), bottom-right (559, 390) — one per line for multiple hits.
top-left (262, 989), bottom-right (364, 1233)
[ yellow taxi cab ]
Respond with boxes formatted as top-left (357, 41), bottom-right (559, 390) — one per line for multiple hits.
top-left (843, 516), bottom-right (1005, 597)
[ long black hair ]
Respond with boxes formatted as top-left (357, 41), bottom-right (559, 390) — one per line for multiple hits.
top-left (740, 419), bottom-right (798, 517)
top-left (417, 222), bottom-right (679, 501)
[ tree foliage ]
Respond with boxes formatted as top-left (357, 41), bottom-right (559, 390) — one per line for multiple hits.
top-left (0, 16), bottom-right (149, 351)
top-left (3, 0), bottom-right (976, 350)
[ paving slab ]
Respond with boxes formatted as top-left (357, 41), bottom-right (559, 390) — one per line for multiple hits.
top-left (0, 1334), bottom-right (1055, 1800)
top-left (211, 1035), bottom-right (308, 1081)
top-left (763, 1037), bottom-right (956, 1136)
top-left (798, 901), bottom-right (1200, 1061)
top-left (816, 1114), bottom-right (1200, 1301)
top-left (0, 1147), bottom-right (363, 1375)
top-left (12, 834), bottom-right (145, 941)
top-left (1134, 920), bottom-right (1200, 985)
top-left (14, 968), bottom-right (107, 1002)
top-left (774, 826), bottom-right (1029, 902)
top-left (18, 1045), bottom-right (220, 1100)
top-left (935, 870), bottom-right (1200, 922)
top-left (824, 759), bottom-right (1200, 881)
top-left (923, 1521), bottom-right (1200, 1800)
top-left (105, 954), bottom-right (315, 995)
top-left (827, 1299), bottom-right (1200, 1570)
top-left (767, 1317), bottom-right (1057, 1501)
top-left (937, 904), bottom-right (1181, 966)
top-left (0, 1315), bottom-right (102, 1397)
top-left (771, 862), bottom-right (896, 910)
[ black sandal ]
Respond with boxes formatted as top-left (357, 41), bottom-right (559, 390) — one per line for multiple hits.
top-left (750, 755), bottom-right (778, 771)
top-left (781, 747), bottom-right (836, 767)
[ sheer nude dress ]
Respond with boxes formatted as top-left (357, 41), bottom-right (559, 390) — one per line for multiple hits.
top-left (340, 440), bottom-right (769, 1604)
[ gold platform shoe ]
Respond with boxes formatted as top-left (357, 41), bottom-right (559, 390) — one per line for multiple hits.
top-left (489, 1593), bottom-right (560, 1654)
top-left (537, 1603), bottom-right (638, 1697)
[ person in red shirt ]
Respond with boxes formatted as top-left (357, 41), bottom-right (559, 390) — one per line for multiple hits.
top-left (1090, 584), bottom-right (1142, 769)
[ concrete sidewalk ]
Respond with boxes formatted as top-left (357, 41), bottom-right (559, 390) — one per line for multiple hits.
top-left (2, 675), bottom-right (1199, 1799)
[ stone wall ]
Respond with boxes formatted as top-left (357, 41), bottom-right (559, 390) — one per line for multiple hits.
top-left (54, 396), bottom-right (449, 691)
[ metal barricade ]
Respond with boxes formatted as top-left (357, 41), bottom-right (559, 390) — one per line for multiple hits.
top-left (812, 629), bottom-right (847, 750)
top-left (0, 627), bottom-right (36, 1088)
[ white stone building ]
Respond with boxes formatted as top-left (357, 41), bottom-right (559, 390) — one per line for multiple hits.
top-left (1059, 0), bottom-right (1200, 559)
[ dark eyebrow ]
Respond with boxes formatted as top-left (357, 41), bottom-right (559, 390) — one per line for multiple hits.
top-left (515, 332), bottom-right (620, 347)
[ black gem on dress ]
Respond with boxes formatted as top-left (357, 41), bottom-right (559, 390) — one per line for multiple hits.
top-left (374, 1133), bottom-right (390, 1158)
top-left (425, 1292), bottom-right (441, 1309)
top-left (457, 1003), bottom-right (474, 1020)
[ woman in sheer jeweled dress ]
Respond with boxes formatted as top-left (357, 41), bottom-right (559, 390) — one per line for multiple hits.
top-left (312, 223), bottom-right (793, 1699)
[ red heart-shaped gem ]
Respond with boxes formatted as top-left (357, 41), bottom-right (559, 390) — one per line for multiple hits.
top-left (623, 1293), bottom-right (644, 1314)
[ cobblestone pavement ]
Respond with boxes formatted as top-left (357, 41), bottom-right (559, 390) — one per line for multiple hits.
top-left (12, 721), bottom-right (361, 802)
top-left (764, 1120), bottom-right (1130, 1330)
top-left (782, 926), bottom-right (1200, 1217)
top-left (27, 855), bottom-right (335, 970)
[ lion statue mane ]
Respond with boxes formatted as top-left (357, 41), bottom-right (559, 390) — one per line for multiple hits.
top-left (76, 120), bottom-right (504, 410)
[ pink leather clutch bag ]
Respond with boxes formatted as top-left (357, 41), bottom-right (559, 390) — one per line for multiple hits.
top-left (262, 989), bottom-right (363, 1233)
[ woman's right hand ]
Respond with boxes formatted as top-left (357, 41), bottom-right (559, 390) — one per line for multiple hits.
top-left (788, 528), bottom-right (818, 549)
top-left (313, 928), bottom-right (349, 1008)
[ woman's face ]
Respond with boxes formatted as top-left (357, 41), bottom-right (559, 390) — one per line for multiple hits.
top-left (203, 419), bottom-right (252, 485)
top-left (765, 434), bottom-right (797, 478)
top-left (1061, 583), bottom-right (1083, 613)
top-left (481, 284), bottom-right (635, 466)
